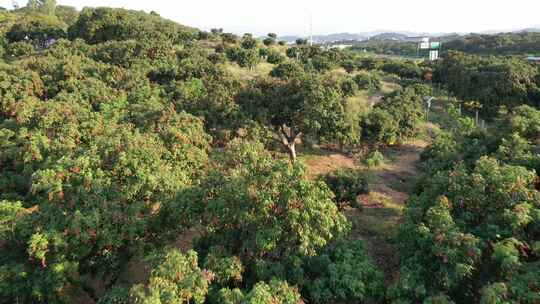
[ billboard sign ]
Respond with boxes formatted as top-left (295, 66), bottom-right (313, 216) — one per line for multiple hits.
top-left (429, 50), bottom-right (439, 61)
top-left (420, 42), bottom-right (430, 49)
top-left (430, 42), bottom-right (441, 49)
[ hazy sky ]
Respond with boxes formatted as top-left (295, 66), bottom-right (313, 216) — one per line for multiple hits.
top-left (2, 0), bottom-right (539, 36)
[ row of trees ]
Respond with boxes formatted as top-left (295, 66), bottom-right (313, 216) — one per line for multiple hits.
top-left (433, 51), bottom-right (540, 116)
top-left (390, 103), bottom-right (540, 303)
top-left (347, 32), bottom-right (540, 57)
top-left (444, 32), bottom-right (540, 56)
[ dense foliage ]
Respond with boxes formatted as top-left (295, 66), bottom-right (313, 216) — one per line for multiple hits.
top-left (0, 4), bottom-right (388, 303)
top-left (445, 32), bottom-right (540, 56)
top-left (392, 105), bottom-right (540, 303)
top-left (361, 87), bottom-right (425, 146)
top-left (2, 2), bottom-right (539, 304)
top-left (321, 168), bottom-right (369, 207)
top-left (433, 51), bottom-right (540, 115)
top-left (350, 40), bottom-right (418, 57)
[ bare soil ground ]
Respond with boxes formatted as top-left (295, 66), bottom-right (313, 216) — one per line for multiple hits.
top-left (303, 139), bottom-right (428, 285)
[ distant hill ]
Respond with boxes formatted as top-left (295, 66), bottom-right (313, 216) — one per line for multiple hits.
top-left (278, 33), bottom-right (366, 43)
top-left (278, 27), bottom-right (540, 45)
top-left (368, 32), bottom-right (409, 41)
top-left (279, 30), bottom-right (457, 44)
top-left (518, 28), bottom-right (540, 33)
top-left (444, 32), bottom-right (540, 55)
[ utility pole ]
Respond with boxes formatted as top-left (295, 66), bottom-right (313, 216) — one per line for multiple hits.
top-left (309, 14), bottom-right (313, 46)
top-left (425, 96), bottom-right (435, 122)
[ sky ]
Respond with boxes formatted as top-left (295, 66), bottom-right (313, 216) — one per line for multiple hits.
top-left (2, 0), bottom-right (539, 36)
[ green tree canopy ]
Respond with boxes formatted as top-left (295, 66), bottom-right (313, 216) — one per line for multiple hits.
top-left (238, 74), bottom-right (352, 161)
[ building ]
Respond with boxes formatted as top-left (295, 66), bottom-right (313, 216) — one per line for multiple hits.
top-left (526, 57), bottom-right (540, 64)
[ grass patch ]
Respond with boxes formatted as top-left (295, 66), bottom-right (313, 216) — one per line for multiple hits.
top-left (225, 62), bottom-right (274, 80)
top-left (381, 80), bottom-right (401, 94)
top-left (347, 195), bottom-right (404, 242)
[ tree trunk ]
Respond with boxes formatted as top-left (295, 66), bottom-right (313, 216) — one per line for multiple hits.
top-left (286, 142), bottom-right (297, 163)
top-left (278, 125), bottom-right (300, 163)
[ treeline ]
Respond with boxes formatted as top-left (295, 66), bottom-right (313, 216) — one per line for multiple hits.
top-left (0, 3), bottom-right (197, 56)
top-left (391, 103), bottom-right (540, 303)
top-left (350, 40), bottom-right (419, 57)
top-left (444, 32), bottom-right (540, 56)
top-left (349, 32), bottom-right (540, 57)
top-left (432, 51), bottom-right (540, 116)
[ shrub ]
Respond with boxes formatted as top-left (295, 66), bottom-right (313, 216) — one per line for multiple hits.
top-left (6, 17), bottom-right (66, 47)
top-left (382, 60), bottom-right (423, 79)
top-left (340, 76), bottom-right (359, 97)
top-left (217, 279), bottom-right (302, 304)
top-left (360, 108), bottom-right (399, 146)
top-left (301, 240), bottom-right (384, 303)
top-left (5, 41), bottom-right (35, 57)
top-left (286, 47), bottom-right (299, 59)
top-left (270, 62), bottom-right (304, 79)
top-left (267, 50), bottom-right (285, 64)
top-left (208, 52), bottom-right (226, 64)
top-left (130, 249), bottom-right (212, 304)
top-left (262, 37), bottom-right (275, 46)
top-left (365, 150), bottom-right (385, 168)
top-left (258, 47), bottom-right (268, 58)
top-left (354, 72), bottom-right (381, 91)
top-left (98, 286), bottom-right (130, 304)
top-left (322, 168), bottom-right (369, 207)
top-left (341, 59), bottom-right (356, 73)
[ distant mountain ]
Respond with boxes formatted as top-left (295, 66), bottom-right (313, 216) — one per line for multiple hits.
top-left (368, 32), bottom-right (409, 41)
top-left (278, 30), bottom-right (458, 44)
top-left (517, 28), bottom-right (540, 33)
top-left (316, 33), bottom-right (367, 42)
top-left (278, 33), bottom-right (366, 43)
top-left (277, 27), bottom-right (540, 45)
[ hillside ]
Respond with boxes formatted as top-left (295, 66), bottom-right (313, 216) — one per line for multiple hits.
top-left (444, 32), bottom-right (540, 55)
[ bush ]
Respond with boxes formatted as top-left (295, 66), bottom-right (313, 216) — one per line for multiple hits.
top-left (6, 17), bottom-right (67, 47)
top-left (286, 47), bottom-right (299, 59)
top-left (382, 60), bottom-right (423, 79)
top-left (354, 72), bottom-right (381, 91)
top-left (217, 279), bottom-right (302, 304)
top-left (311, 55), bottom-right (333, 72)
top-left (208, 52), bottom-right (226, 64)
top-left (130, 249), bottom-right (212, 304)
top-left (301, 240), bottom-right (385, 303)
top-left (98, 286), bottom-right (130, 304)
top-left (270, 62), bottom-right (304, 79)
top-left (258, 47), bottom-right (268, 58)
top-left (360, 108), bottom-right (399, 146)
top-left (340, 76), bottom-right (359, 97)
top-left (267, 50), bottom-right (285, 64)
top-left (262, 37), bottom-right (275, 46)
top-left (341, 59), bottom-right (356, 73)
top-left (365, 150), bottom-right (385, 168)
top-left (322, 168), bottom-right (369, 207)
top-left (5, 41), bottom-right (35, 57)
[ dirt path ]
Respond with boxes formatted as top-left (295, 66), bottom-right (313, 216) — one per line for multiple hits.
top-left (353, 140), bottom-right (427, 284)
top-left (304, 139), bottom-right (428, 285)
